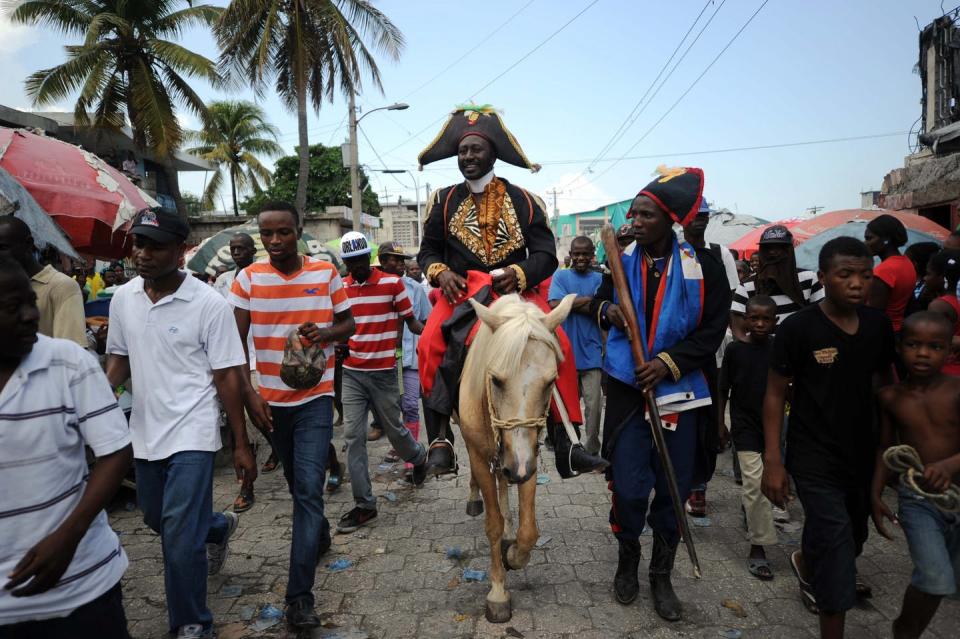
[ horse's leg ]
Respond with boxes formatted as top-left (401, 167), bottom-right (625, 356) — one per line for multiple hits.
top-left (466, 472), bottom-right (484, 517)
top-left (506, 473), bottom-right (539, 571)
top-left (498, 472), bottom-right (515, 542)
top-left (466, 447), bottom-right (512, 623)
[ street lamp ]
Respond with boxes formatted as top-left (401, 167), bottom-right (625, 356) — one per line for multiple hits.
top-left (378, 169), bottom-right (422, 248)
top-left (348, 97), bottom-right (409, 231)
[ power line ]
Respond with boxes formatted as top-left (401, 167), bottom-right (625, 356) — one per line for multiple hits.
top-left (538, 131), bottom-right (908, 166)
top-left (581, 0), bottom-right (717, 177)
top-left (582, 0), bottom-right (771, 187)
top-left (468, 0), bottom-right (602, 99)
top-left (382, 0), bottom-right (601, 158)
top-left (399, 0), bottom-right (538, 101)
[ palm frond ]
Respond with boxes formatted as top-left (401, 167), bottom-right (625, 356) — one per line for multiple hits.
top-left (24, 44), bottom-right (110, 105)
top-left (6, 0), bottom-right (93, 36)
top-left (201, 166), bottom-right (224, 208)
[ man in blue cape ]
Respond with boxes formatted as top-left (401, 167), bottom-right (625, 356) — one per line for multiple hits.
top-left (594, 167), bottom-right (730, 621)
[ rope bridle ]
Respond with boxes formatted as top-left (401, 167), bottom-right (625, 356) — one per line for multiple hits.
top-left (485, 375), bottom-right (550, 473)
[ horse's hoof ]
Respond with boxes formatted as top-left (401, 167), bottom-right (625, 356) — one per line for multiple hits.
top-left (500, 539), bottom-right (516, 571)
top-left (465, 499), bottom-right (484, 517)
top-left (485, 597), bottom-right (512, 623)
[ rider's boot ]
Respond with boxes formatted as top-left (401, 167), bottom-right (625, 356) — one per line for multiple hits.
top-left (614, 537), bottom-right (641, 604)
top-left (550, 420), bottom-right (608, 479)
top-left (423, 407), bottom-right (457, 476)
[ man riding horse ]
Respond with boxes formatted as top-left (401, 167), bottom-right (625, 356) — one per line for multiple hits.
top-left (416, 104), bottom-right (606, 479)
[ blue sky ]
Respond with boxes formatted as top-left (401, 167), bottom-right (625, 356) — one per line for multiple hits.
top-left (0, 0), bottom-right (947, 220)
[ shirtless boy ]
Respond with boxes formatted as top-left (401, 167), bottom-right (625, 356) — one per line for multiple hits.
top-left (872, 311), bottom-right (960, 639)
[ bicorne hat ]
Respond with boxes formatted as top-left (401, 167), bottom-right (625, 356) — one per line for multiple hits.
top-left (635, 166), bottom-right (705, 227)
top-left (418, 104), bottom-right (540, 172)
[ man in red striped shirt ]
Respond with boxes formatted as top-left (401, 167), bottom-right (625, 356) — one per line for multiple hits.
top-left (337, 232), bottom-right (428, 533)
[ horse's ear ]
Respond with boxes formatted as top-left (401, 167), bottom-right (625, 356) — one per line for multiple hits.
top-left (543, 294), bottom-right (575, 332)
top-left (469, 298), bottom-right (505, 331)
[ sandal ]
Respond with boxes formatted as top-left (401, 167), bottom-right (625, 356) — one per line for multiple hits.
top-left (383, 450), bottom-right (400, 464)
top-left (326, 461), bottom-right (344, 493)
top-left (855, 577), bottom-right (873, 599)
top-left (233, 490), bottom-right (255, 513)
top-left (261, 454), bottom-right (279, 474)
top-left (790, 550), bottom-right (819, 614)
top-left (747, 557), bottom-right (774, 580)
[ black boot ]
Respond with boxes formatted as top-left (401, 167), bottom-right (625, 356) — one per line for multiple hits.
top-left (614, 538), bottom-right (641, 605)
top-left (649, 532), bottom-right (682, 621)
top-left (551, 421), bottom-right (609, 478)
top-left (424, 408), bottom-right (457, 476)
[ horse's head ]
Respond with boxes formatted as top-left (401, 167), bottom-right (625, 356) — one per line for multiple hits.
top-left (467, 293), bottom-right (576, 484)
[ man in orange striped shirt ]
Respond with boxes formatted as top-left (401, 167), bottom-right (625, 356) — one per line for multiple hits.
top-left (337, 232), bottom-right (429, 534)
top-left (229, 202), bottom-right (355, 632)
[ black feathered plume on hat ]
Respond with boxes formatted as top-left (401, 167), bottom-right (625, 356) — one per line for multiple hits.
top-left (635, 166), bottom-right (705, 227)
top-left (418, 104), bottom-right (540, 172)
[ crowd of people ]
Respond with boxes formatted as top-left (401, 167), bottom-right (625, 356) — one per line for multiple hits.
top-left (0, 105), bottom-right (959, 639)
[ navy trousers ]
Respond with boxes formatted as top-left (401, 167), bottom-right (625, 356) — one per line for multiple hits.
top-left (609, 410), bottom-right (698, 546)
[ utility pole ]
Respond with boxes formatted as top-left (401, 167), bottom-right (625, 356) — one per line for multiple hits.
top-left (348, 92), bottom-right (362, 232)
top-left (547, 188), bottom-right (562, 219)
top-left (806, 205), bottom-right (824, 216)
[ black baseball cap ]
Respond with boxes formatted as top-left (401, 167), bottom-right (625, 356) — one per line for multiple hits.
top-left (378, 241), bottom-right (412, 259)
top-left (758, 224), bottom-right (794, 246)
top-left (128, 208), bottom-right (190, 244)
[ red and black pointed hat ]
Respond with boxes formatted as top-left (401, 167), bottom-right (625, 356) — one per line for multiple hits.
top-left (418, 104), bottom-right (540, 172)
top-left (636, 166), bottom-right (705, 227)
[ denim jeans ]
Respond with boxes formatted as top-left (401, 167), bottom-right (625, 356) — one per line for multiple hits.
top-left (898, 485), bottom-right (960, 596)
top-left (343, 368), bottom-right (426, 510)
top-left (135, 451), bottom-right (229, 633)
top-left (269, 396), bottom-right (333, 606)
top-left (401, 367), bottom-right (421, 425)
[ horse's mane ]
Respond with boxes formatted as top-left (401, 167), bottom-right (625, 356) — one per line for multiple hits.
top-left (461, 294), bottom-right (564, 401)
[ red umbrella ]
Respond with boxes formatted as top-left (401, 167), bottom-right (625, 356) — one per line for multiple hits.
top-left (728, 218), bottom-right (804, 259)
top-left (790, 209), bottom-right (949, 242)
top-left (0, 128), bottom-right (158, 258)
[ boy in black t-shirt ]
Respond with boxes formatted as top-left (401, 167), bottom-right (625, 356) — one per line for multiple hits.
top-left (719, 295), bottom-right (778, 580)
top-left (762, 237), bottom-right (895, 639)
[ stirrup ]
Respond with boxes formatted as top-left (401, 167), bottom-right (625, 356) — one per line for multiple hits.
top-left (427, 438), bottom-right (459, 476)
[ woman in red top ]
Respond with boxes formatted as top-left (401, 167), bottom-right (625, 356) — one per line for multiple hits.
top-left (925, 249), bottom-right (960, 376)
top-left (864, 214), bottom-right (916, 332)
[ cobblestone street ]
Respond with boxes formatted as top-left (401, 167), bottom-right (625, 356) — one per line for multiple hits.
top-left (112, 429), bottom-right (960, 639)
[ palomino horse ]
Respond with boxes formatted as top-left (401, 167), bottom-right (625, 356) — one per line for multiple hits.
top-left (458, 293), bottom-right (575, 623)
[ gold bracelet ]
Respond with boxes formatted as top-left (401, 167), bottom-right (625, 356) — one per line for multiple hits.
top-left (507, 264), bottom-right (527, 292)
top-left (656, 352), bottom-right (682, 382)
top-left (426, 262), bottom-right (450, 286)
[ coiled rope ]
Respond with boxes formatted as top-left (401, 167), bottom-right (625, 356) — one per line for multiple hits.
top-left (883, 445), bottom-right (960, 513)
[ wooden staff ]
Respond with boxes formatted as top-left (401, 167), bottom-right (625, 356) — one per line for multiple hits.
top-left (600, 224), bottom-right (702, 579)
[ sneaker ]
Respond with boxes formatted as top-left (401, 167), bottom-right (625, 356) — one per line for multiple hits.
top-left (685, 490), bottom-right (707, 518)
top-left (207, 511), bottom-right (239, 576)
top-left (337, 507), bottom-right (377, 533)
top-left (176, 624), bottom-right (213, 638)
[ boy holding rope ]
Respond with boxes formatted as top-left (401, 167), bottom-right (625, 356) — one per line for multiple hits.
top-left (872, 310), bottom-right (960, 639)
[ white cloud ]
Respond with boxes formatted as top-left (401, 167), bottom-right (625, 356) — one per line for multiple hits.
top-left (0, 15), bottom-right (38, 55)
top-left (539, 172), bottom-right (614, 216)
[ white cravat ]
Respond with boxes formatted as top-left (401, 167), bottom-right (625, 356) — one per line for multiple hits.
top-left (466, 169), bottom-right (495, 194)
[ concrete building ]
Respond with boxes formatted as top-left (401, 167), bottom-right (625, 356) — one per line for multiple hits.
top-left (375, 201), bottom-right (421, 252)
top-left (879, 14), bottom-right (960, 230)
top-left (551, 199), bottom-right (632, 259)
top-left (186, 206), bottom-right (380, 248)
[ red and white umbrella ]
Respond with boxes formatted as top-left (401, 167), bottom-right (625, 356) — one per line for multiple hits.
top-left (0, 127), bottom-right (158, 258)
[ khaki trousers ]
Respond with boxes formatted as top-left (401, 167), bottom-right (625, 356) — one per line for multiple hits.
top-left (737, 450), bottom-right (778, 546)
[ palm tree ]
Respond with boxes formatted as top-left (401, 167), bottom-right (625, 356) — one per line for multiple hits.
top-left (216, 0), bottom-right (404, 216)
top-left (7, 0), bottom-right (223, 219)
top-left (186, 100), bottom-right (282, 216)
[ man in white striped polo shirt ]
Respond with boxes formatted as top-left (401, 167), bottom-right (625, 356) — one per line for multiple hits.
top-left (0, 259), bottom-right (133, 639)
top-left (730, 225), bottom-right (824, 340)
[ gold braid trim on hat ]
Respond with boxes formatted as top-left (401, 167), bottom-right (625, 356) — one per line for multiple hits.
top-left (507, 264), bottom-right (527, 292)
top-left (656, 352), bottom-right (682, 383)
top-left (498, 113), bottom-right (540, 173)
top-left (426, 262), bottom-right (450, 286)
top-left (417, 115), bottom-right (455, 166)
